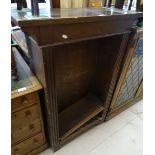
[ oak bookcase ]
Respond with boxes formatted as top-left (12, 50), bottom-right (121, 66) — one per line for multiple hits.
top-left (11, 7), bottom-right (142, 151)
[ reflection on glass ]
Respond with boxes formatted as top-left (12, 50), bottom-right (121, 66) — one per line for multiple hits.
top-left (11, 53), bottom-right (32, 91)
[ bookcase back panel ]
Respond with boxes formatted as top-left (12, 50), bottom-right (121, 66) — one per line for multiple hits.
top-left (53, 35), bottom-right (123, 112)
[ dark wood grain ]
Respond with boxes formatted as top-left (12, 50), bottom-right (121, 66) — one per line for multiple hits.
top-left (11, 7), bottom-right (143, 152)
top-left (52, 0), bottom-right (60, 8)
top-left (59, 93), bottom-right (104, 140)
top-left (115, 0), bottom-right (125, 9)
top-left (36, 32), bottom-right (130, 150)
top-left (11, 7), bottom-right (142, 27)
top-left (101, 33), bottom-right (130, 120)
top-left (42, 48), bottom-right (60, 151)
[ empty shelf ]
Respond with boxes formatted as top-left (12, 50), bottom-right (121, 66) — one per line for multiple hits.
top-left (59, 93), bottom-right (104, 140)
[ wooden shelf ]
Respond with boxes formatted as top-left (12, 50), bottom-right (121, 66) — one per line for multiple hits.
top-left (59, 93), bottom-right (104, 140)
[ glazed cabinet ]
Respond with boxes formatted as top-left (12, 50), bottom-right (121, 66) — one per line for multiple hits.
top-left (106, 27), bottom-right (143, 120)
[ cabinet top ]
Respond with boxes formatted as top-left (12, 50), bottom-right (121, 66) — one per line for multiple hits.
top-left (11, 7), bottom-right (142, 27)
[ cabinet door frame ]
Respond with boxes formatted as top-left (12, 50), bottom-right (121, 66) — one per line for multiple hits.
top-left (135, 80), bottom-right (143, 97)
top-left (106, 28), bottom-right (143, 119)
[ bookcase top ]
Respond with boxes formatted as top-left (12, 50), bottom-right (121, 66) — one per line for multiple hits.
top-left (11, 7), bottom-right (142, 27)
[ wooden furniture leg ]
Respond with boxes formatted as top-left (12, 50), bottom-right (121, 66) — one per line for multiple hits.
top-left (115, 0), bottom-right (125, 9)
top-left (108, 0), bottom-right (112, 7)
top-left (22, 0), bottom-right (27, 8)
top-left (16, 0), bottom-right (23, 10)
top-left (128, 0), bottom-right (133, 10)
top-left (31, 0), bottom-right (39, 16)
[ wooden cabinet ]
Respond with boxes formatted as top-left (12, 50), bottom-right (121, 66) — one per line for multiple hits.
top-left (12, 92), bottom-right (37, 112)
top-left (11, 7), bottom-right (142, 152)
top-left (12, 133), bottom-right (45, 155)
top-left (11, 48), bottom-right (48, 154)
top-left (106, 27), bottom-right (143, 121)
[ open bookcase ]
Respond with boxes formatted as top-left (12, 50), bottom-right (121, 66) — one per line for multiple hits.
top-left (19, 31), bottom-right (129, 147)
top-left (40, 34), bottom-right (129, 143)
top-left (11, 7), bottom-right (142, 151)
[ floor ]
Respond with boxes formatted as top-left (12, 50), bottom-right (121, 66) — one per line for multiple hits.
top-left (39, 100), bottom-right (143, 155)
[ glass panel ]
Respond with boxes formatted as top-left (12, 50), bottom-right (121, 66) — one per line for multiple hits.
top-left (11, 51), bottom-right (32, 91)
top-left (114, 38), bottom-right (143, 107)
